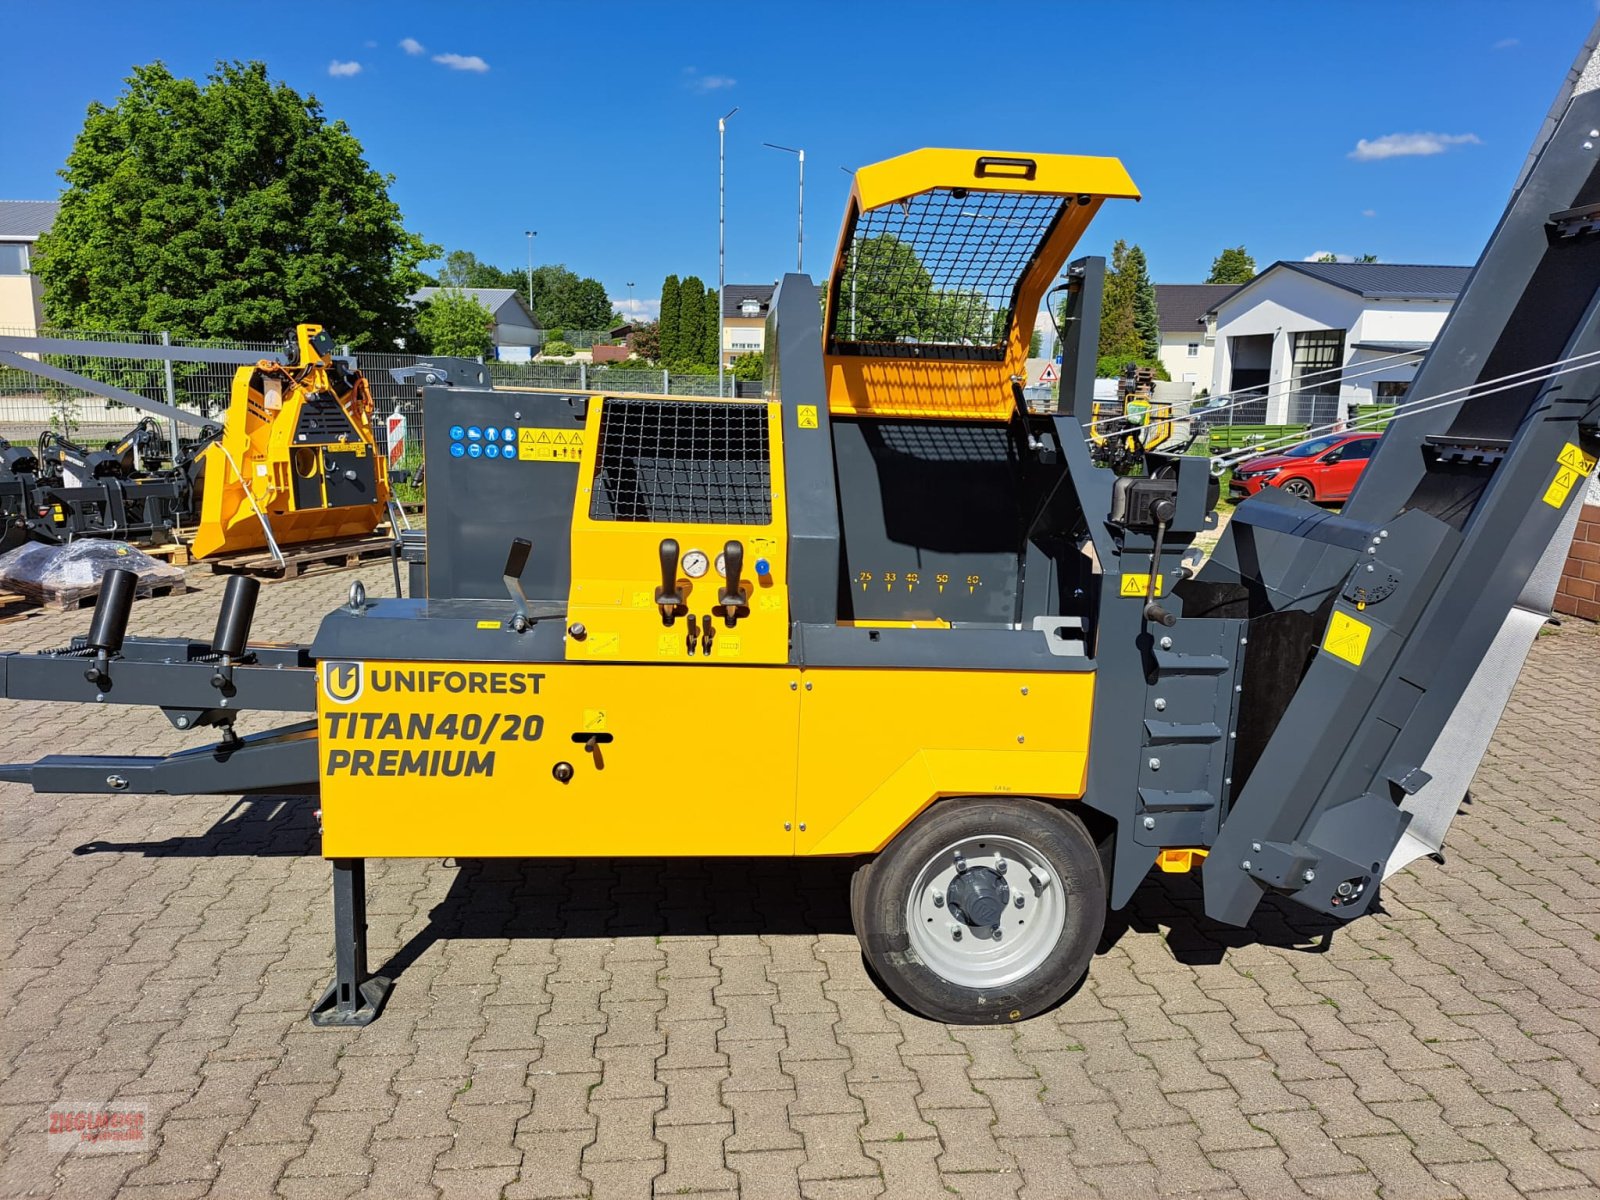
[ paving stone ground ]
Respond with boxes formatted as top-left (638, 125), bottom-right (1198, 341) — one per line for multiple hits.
top-left (1, 566), bottom-right (1597, 1199)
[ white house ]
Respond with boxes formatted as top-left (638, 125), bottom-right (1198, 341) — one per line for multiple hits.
top-left (1154, 284), bottom-right (1233, 391)
top-left (1206, 261), bottom-right (1470, 425)
top-left (0, 200), bottom-right (59, 336)
top-left (409, 287), bottom-right (543, 360)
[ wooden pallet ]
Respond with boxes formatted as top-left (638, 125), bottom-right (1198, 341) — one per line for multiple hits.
top-left (142, 541), bottom-right (193, 566)
top-left (0, 581), bottom-right (186, 614)
top-left (0, 588), bottom-right (37, 625)
top-left (204, 533), bottom-right (398, 582)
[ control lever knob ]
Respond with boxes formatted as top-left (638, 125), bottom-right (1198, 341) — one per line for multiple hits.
top-left (656, 537), bottom-right (684, 625)
top-left (718, 540), bottom-right (745, 624)
top-left (1143, 601), bottom-right (1178, 628)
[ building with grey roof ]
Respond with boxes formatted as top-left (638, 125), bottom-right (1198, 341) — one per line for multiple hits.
top-left (1202, 260), bottom-right (1470, 426)
top-left (408, 287), bottom-right (542, 359)
top-left (0, 200), bottom-right (59, 335)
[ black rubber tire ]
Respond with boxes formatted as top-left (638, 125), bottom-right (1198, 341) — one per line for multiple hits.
top-left (854, 797), bottom-right (1106, 1024)
top-left (1279, 476), bottom-right (1315, 501)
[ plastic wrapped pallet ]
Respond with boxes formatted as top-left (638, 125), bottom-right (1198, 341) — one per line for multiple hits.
top-left (0, 540), bottom-right (186, 610)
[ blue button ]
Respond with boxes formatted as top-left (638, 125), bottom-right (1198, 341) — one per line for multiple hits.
top-left (485, 443), bottom-right (500, 459)
top-left (467, 443), bottom-right (482, 459)
top-left (449, 441), bottom-right (465, 458)
top-left (755, 558), bottom-right (771, 576)
top-left (467, 426), bottom-right (482, 440)
top-left (449, 424), bottom-right (465, 441)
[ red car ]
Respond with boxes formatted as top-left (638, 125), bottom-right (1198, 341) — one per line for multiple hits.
top-left (1228, 432), bottom-right (1382, 503)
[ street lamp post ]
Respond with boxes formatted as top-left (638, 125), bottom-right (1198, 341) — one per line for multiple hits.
top-left (626, 281), bottom-right (635, 320)
top-left (524, 229), bottom-right (536, 313)
top-left (718, 106), bottom-right (738, 399)
top-left (763, 143), bottom-right (805, 273)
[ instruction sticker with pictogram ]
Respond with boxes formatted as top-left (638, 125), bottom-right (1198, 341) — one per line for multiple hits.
top-left (1322, 610), bottom-right (1372, 667)
top-left (518, 427), bottom-right (586, 462)
top-left (1543, 442), bottom-right (1597, 508)
top-left (797, 405), bottom-right (819, 429)
top-left (1119, 573), bottom-right (1164, 598)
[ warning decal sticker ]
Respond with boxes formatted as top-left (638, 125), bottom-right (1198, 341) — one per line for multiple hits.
top-left (1543, 443), bottom-right (1597, 509)
top-left (1322, 610), bottom-right (1372, 667)
top-left (518, 427), bottom-right (586, 462)
top-left (1119, 573), bottom-right (1164, 598)
top-left (797, 405), bottom-right (819, 429)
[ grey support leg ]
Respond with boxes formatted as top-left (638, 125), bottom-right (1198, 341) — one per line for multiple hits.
top-left (309, 858), bottom-right (392, 1027)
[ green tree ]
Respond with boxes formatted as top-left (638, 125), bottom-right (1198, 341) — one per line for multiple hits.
top-left (1314, 253), bottom-right (1339, 264)
top-left (732, 352), bottom-right (765, 382)
top-left (1095, 353), bottom-right (1169, 381)
top-left (659, 275), bottom-right (681, 363)
top-left (1127, 245), bottom-right (1159, 360)
top-left (1028, 329), bottom-right (1043, 358)
top-left (413, 289), bottom-right (493, 358)
top-left (438, 249), bottom-right (522, 293)
top-left (1356, 253), bottom-right (1379, 263)
top-left (702, 286), bottom-right (721, 368)
top-left (836, 234), bottom-right (933, 342)
top-left (676, 275), bottom-right (707, 367)
top-left (1206, 246), bottom-right (1256, 285)
top-left (35, 60), bottom-right (435, 345)
top-left (1097, 240), bottom-right (1139, 363)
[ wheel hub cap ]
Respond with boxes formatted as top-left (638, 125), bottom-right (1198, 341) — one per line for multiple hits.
top-left (947, 866), bottom-right (1010, 927)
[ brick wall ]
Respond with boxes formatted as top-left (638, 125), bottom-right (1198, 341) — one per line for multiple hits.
top-left (1556, 501), bottom-right (1600, 622)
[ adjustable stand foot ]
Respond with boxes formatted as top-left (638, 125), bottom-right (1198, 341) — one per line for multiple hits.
top-left (310, 858), bottom-right (392, 1027)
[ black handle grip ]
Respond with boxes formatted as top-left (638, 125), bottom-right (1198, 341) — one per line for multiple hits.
top-left (719, 540), bottom-right (744, 611)
top-left (504, 537), bottom-right (532, 581)
top-left (1144, 601), bottom-right (1178, 628)
top-left (974, 156), bottom-right (1037, 181)
top-left (656, 538), bottom-right (682, 610)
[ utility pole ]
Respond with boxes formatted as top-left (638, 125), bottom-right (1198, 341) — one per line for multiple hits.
top-left (626, 281), bottom-right (635, 320)
top-left (524, 230), bottom-right (536, 316)
top-left (718, 106), bottom-right (738, 399)
top-left (763, 143), bottom-right (805, 273)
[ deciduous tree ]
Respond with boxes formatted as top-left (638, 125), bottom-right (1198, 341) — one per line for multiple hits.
top-left (1206, 246), bottom-right (1256, 285)
top-left (35, 60), bottom-right (435, 346)
top-left (413, 289), bottom-right (493, 358)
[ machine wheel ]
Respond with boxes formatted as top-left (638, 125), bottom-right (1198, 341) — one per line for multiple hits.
top-left (1278, 476), bottom-right (1315, 500)
top-left (854, 798), bottom-right (1106, 1023)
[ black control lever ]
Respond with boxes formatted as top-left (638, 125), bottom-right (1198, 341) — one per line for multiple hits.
top-left (718, 540), bottom-right (747, 626)
top-left (1142, 499), bottom-right (1178, 628)
top-left (656, 538), bottom-right (686, 625)
top-left (503, 538), bottom-right (532, 632)
top-left (209, 575), bottom-right (260, 691)
top-left (83, 567), bottom-right (137, 687)
top-left (701, 613), bottom-right (714, 655)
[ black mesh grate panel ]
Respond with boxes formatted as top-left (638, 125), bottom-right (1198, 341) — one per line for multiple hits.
top-left (831, 189), bottom-right (1067, 357)
top-left (294, 393), bottom-right (358, 442)
top-left (590, 399), bottom-right (772, 524)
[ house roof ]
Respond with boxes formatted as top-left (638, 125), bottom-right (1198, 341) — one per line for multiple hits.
top-left (723, 284), bottom-right (776, 319)
top-left (1154, 284), bottom-right (1234, 331)
top-left (408, 287), bottom-right (539, 326)
top-left (0, 200), bottom-right (60, 240)
top-left (1283, 260), bottom-right (1470, 299)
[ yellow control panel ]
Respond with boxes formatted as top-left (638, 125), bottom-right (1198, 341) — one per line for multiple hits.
top-left (564, 395), bottom-right (790, 664)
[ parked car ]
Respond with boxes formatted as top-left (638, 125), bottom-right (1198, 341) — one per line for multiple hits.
top-left (1228, 432), bottom-right (1382, 503)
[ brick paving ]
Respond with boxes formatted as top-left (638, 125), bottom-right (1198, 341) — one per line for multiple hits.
top-left (0, 567), bottom-right (1597, 1199)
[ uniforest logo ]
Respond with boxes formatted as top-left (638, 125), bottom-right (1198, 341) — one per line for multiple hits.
top-left (323, 661), bottom-right (364, 704)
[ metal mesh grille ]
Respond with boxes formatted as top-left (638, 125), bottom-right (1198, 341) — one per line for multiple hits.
top-left (590, 399), bottom-right (772, 524)
top-left (830, 189), bottom-right (1067, 357)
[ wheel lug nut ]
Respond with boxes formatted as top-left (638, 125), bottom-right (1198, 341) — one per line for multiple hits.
top-left (993, 859), bottom-right (1007, 875)
top-left (950, 925), bottom-right (963, 941)
top-left (932, 891), bottom-right (944, 908)
top-left (1014, 895), bottom-right (1025, 908)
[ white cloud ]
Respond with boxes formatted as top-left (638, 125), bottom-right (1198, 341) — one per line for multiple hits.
top-left (400, 37), bottom-right (425, 55)
top-left (683, 67), bottom-right (736, 93)
top-left (1492, 37), bottom-right (1519, 49)
top-left (1362, 208), bottom-right (1377, 217)
top-left (433, 52), bottom-right (490, 73)
top-left (614, 297), bottom-right (660, 321)
top-left (1304, 252), bottom-right (1355, 263)
top-left (328, 60), bottom-right (362, 78)
top-left (1348, 131), bottom-right (1482, 161)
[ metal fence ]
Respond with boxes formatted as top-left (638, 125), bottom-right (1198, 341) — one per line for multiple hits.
top-left (0, 329), bottom-right (762, 475)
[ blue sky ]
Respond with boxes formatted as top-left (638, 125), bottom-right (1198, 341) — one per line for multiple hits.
top-left (3, 1), bottom-right (1597, 322)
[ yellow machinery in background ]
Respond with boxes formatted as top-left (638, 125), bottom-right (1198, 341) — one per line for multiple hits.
top-left (1088, 363), bottom-right (1173, 466)
top-left (190, 324), bottom-right (390, 559)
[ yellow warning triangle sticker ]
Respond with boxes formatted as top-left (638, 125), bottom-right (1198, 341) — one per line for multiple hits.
top-left (1557, 443), bottom-right (1596, 472)
top-left (552, 431), bottom-right (567, 445)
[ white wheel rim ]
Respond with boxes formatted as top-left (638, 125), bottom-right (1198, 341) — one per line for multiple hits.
top-left (904, 833), bottom-right (1067, 989)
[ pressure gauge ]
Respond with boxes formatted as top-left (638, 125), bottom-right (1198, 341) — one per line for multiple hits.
top-left (682, 549), bottom-right (710, 578)
top-left (715, 552), bottom-right (727, 577)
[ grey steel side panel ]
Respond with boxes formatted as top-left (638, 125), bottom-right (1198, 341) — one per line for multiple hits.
top-left (768, 274), bottom-right (839, 627)
top-left (793, 624), bottom-right (1091, 672)
top-left (1385, 491), bottom-right (1581, 874)
top-left (1, 650), bottom-right (316, 712)
top-left (310, 601), bottom-right (569, 664)
top-left (0, 721), bottom-right (319, 795)
top-left (1061, 257), bottom-right (1105, 424)
top-left (420, 386), bottom-right (586, 602)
